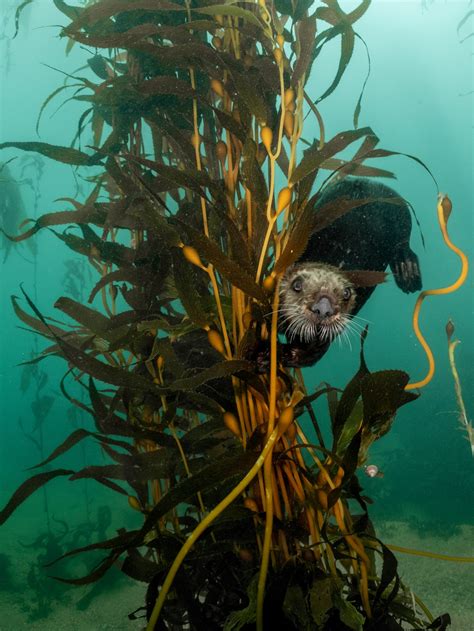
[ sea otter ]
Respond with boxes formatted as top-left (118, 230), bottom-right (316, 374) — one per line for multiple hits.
top-left (271, 176), bottom-right (422, 368)
top-left (173, 177), bottom-right (421, 378)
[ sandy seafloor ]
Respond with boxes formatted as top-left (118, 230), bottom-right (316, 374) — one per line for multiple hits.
top-left (0, 511), bottom-right (472, 630)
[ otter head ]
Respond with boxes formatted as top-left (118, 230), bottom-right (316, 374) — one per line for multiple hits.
top-left (279, 263), bottom-right (356, 343)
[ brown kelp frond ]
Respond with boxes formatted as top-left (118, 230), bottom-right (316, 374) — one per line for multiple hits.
top-left (0, 162), bottom-right (35, 261)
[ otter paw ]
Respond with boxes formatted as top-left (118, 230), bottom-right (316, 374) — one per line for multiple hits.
top-left (391, 248), bottom-right (422, 293)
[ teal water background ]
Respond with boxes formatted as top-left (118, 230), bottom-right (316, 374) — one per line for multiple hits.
top-left (1, 0), bottom-right (473, 627)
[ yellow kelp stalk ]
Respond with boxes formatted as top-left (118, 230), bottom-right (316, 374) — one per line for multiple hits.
top-left (405, 194), bottom-right (469, 391)
top-left (387, 544), bottom-right (474, 564)
top-left (446, 319), bottom-right (474, 456)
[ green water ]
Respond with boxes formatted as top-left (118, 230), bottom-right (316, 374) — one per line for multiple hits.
top-left (1, 1), bottom-right (472, 629)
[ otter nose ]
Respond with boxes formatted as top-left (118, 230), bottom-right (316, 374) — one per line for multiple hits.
top-left (311, 297), bottom-right (334, 318)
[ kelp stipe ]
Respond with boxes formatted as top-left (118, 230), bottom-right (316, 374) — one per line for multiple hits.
top-left (0, 1), bottom-right (463, 629)
top-left (405, 194), bottom-right (469, 391)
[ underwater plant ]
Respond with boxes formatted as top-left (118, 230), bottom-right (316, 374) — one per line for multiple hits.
top-left (0, 553), bottom-right (14, 592)
top-left (0, 162), bottom-right (35, 261)
top-left (0, 1), bottom-right (470, 629)
top-left (446, 319), bottom-right (474, 457)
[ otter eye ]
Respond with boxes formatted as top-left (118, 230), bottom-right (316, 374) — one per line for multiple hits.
top-left (342, 287), bottom-right (352, 301)
top-left (291, 278), bottom-right (303, 293)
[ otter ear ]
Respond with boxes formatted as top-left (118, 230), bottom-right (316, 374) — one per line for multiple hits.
top-left (344, 270), bottom-right (387, 287)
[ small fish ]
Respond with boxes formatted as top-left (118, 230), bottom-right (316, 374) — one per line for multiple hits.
top-left (364, 464), bottom-right (384, 479)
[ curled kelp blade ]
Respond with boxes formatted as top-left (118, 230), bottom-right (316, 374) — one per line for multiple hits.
top-left (0, 140), bottom-right (102, 166)
top-left (0, 470), bottom-right (74, 526)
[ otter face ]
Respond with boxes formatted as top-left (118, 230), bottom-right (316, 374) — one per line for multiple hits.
top-left (279, 263), bottom-right (356, 343)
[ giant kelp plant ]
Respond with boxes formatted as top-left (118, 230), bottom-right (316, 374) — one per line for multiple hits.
top-left (0, 1), bottom-right (467, 629)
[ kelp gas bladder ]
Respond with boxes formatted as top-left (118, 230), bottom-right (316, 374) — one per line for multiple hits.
top-left (0, 1), bottom-right (461, 629)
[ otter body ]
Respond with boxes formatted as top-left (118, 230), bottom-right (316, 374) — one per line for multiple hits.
top-left (302, 177), bottom-right (421, 307)
top-left (275, 177), bottom-right (422, 367)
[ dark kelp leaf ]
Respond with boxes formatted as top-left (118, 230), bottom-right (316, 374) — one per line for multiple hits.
top-left (0, 470), bottom-right (74, 525)
top-left (55, 297), bottom-right (131, 346)
top-left (20, 288), bottom-right (164, 393)
top-left (172, 249), bottom-right (209, 328)
top-left (1, 203), bottom-right (102, 244)
top-left (274, 196), bottom-right (317, 273)
top-left (13, 0), bottom-right (34, 38)
top-left (176, 390), bottom-right (224, 415)
top-left (360, 370), bottom-right (418, 430)
top-left (88, 379), bottom-right (170, 443)
top-left (341, 430), bottom-right (362, 479)
top-left (65, 0), bottom-right (183, 30)
top-left (180, 417), bottom-right (224, 450)
top-left (122, 549), bottom-right (160, 583)
top-left (320, 158), bottom-right (394, 179)
top-left (277, 193), bottom-right (377, 273)
top-left (231, 70), bottom-right (268, 126)
top-left (55, 297), bottom-right (111, 333)
top-left (48, 528), bottom-right (141, 565)
top-left (127, 199), bottom-right (181, 249)
top-left (87, 54), bottom-right (109, 80)
top-left (293, 0), bottom-right (314, 21)
top-left (136, 76), bottom-right (195, 99)
top-left (141, 450), bottom-right (257, 532)
top-left (334, 399), bottom-right (363, 457)
top-left (374, 540), bottom-right (398, 606)
top-left (131, 41), bottom-right (223, 77)
top-left (68, 24), bottom-right (163, 48)
top-left (241, 137), bottom-right (269, 208)
top-left (128, 154), bottom-right (212, 197)
top-left (312, 197), bottom-right (375, 233)
top-left (52, 229), bottom-right (134, 267)
top-left (347, 0), bottom-right (372, 25)
top-left (12, 295), bottom-right (67, 339)
top-left (293, 139), bottom-right (321, 206)
top-left (51, 552), bottom-right (121, 585)
top-left (170, 360), bottom-right (253, 392)
top-left (36, 83), bottom-right (83, 136)
top-left (53, 0), bottom-right (83, 21)
top-left (343, 270), bottom-right (387, 288)
top-left (309, 576), bottom-right (333, 626)
top-left (212, 208), bottom-right (255, 277)
top-left (356, 147), bottom-right (438, 189)
top-left (29, 428), bottom-right (133, 470)
top-left (0, 141), bottom-right (102, 166)
top-left (70, 462), bottom-right (154, 483)
top-left (195, 5), bottom-right (262, 29)
top-left (316, 25), bottom-right (354, 104)
top-left (88, 268), bottom-right (143, 303)
top-left (149, 337), bottom-right (185, 379)
top-left (353, 33), bottom-right (370, 129)
top-left (333, 591), bottom-right (364, 631)
top-left (292, 15), bottom-right (317, 86)
top-left (290, 127), bottom-right (374, 185)
top-left (178, 222), bottom-right (267, 302)
top-left (332, 329), bottom-right (369, 446)
top-left (428, 614), bottom-right (452, 631)
top-left (282, 583), bottom-right (310, 629)
top-left (213, 107), bottom-right (247, 143)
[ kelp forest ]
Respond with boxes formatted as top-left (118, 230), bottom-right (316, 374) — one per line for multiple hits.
top-left (0, 1), bottom-right (472, 630)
